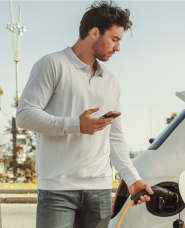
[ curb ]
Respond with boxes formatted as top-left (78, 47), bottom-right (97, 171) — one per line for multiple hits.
top-left (1, 197), bottom-right (37, 204)
top-left (0, 189), bottom-right (38, 194)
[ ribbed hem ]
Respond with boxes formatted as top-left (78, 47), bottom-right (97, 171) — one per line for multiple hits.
top-left (37, 176), bottom-right (113, 190)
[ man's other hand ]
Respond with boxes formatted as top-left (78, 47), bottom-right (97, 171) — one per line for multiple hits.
top-left (129, 180), bottom-right (154, 206)
top-left (80, 108), bottom-right (113, 135)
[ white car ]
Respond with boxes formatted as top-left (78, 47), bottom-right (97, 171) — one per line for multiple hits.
top-left (109, 91), bottom-right (185, 228)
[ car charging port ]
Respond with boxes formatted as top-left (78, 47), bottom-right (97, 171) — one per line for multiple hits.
top-left (165, 192), bottom-right (178, 205)
top-left (146, 182), bottom-right (185, 217)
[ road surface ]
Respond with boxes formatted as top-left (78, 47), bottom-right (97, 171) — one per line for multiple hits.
top-left (1, 204), bottom-right (37, 228)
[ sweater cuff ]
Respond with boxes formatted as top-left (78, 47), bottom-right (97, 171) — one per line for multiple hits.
top-left (67, 116), bottom-right (80, 134)
top-left (122, 173), bottom-right (142, 189)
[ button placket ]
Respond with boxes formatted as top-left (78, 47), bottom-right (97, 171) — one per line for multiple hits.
top-left (90, 77), bottom-right (97, 91)
top-left (84, 67), bottom-right (98, 90)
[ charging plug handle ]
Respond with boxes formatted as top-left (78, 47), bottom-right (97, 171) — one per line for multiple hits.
top-left (131, 186), bottom-right (175, 205)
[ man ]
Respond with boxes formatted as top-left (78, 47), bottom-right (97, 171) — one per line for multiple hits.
top-left (16, 1), bottom-right (153, 227)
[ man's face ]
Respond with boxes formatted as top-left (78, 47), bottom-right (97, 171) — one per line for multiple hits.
top-left (92, 24), bottom-right (124, 62)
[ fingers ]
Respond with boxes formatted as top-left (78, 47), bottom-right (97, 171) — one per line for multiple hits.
top-left (86, 119), bottom-right (113, 135)
top-left (136, 195), bottom-right (151, 205)
top-left (137, 200), bottom-right (142, 205)
top-left (91, 117), bottom-right (113, 129)
top-left (97, 120), bottom-right (113, 127)
top-left (96, 117), bottom-right (114, 125)
top-left (95, 120), bottom-right (113, 131)
top-left (98, 117), bottom-right (114, 122)
top-left (146, 185), bottom-right (154, 195)
top-left (96, 126), bottom-right (107, 131)
top-left (85, 107), bottom-right (99, 115)
top-left (144, 195), bottom-right (151, 201)
top-left (140, 195), bottom-right (150, 202)
top-left (80, 109), bottom-right (114, 135)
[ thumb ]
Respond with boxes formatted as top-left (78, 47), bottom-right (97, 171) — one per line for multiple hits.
top-left (145, 184), bottom-right (154, 195)
top-left (86, 107), bottom-right (99, 115)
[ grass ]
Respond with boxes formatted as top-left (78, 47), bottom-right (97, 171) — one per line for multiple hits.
top-left (0, 183), bottom-right (37, 188)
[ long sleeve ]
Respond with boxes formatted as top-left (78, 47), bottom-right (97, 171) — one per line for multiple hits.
top-left (109, 86), bottom-right (142, 188)
top-left (16, 55), bottom-right (80, 136)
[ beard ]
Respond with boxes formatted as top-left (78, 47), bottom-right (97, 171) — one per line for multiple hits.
top-left (92, 36), bottom-right (109, 62)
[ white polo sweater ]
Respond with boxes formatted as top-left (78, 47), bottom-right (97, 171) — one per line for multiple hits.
top-left (16, 46), bottom-right (141, 190)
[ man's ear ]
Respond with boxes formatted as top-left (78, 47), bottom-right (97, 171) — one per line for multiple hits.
top-left (89, 27), bottom-right (100, 40)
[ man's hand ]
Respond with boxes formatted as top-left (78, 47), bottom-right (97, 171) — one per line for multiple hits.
top-left (80, 107), bottom-right (113, 135)
top-left (129, 180), bottom-right (154, 206)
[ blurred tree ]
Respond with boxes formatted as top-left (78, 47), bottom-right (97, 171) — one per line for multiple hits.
top-left (11, 96), bottom-right (19, 108)
top-left (4, 155), bottom-right (36, 183)
top-left (4, 119), bottom-right (36, 182)
top-left (166, 113), bottom-right (177, 124)
top-left (0, 133), bottom-right (5, 152)
top-left (17, 156), bottom-right (36, 183)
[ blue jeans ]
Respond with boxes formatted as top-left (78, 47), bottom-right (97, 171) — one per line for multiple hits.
top-left (36, 189), bottom-right (112, 228)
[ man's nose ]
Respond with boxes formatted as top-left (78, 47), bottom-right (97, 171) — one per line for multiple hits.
top-left (114, 42), bottom-right (120, 52)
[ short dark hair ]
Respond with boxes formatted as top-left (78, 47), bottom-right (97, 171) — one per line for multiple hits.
top-left (79, 0), bottom-right (132, 39)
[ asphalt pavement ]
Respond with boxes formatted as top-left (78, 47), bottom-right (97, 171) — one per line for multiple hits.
top-left (1, 204), bottom-right (37, 228)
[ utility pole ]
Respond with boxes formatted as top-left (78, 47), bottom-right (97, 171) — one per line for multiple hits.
top-left (12, 117), bottom-right (17, 178)
top-left (6, 0), bottom-right (26, 179)
top-left (6, 0), bottom-right (26, 107)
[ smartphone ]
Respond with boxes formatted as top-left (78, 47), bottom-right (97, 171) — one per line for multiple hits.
top-left (99, 111), bottom-right (121, 119)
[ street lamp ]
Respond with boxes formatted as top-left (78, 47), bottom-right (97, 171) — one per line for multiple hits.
top-left (6, 0), bottom-right (26, 107)
top-left (6, 0), bottom-right (26, 182)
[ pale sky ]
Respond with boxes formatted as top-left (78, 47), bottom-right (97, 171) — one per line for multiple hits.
top-left (0, 1), bottom-right (185, 151)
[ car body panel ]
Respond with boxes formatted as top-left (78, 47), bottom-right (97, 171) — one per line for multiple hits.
top-left (109, 110), bottom-right (185, 228)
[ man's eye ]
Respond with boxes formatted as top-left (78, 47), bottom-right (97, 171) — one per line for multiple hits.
top-left (113, 40), bottom-right (116, 42)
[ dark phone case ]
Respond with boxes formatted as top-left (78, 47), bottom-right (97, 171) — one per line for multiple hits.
top-left (99, 111), bottom-right (121, 119)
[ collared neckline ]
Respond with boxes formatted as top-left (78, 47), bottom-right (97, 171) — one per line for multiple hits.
top-left (64, 46), bottom-right (103, 77)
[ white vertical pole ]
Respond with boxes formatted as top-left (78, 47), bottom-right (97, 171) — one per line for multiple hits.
top-left (150, 109), bottom-right (153, 138)
top-left (9, 0), bottom-right (16, 60)
top-left (15, 6), bottom-right (21, 105)
top-left (7, 1), bottom-right (26, 107)
top-left (15, 61), bottom-right (19, 105)
top-left (17, 6), bottom-right (21, 61)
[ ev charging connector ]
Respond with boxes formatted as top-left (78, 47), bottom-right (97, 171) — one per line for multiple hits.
top-left (116, 186), bottom-right (176, 228)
